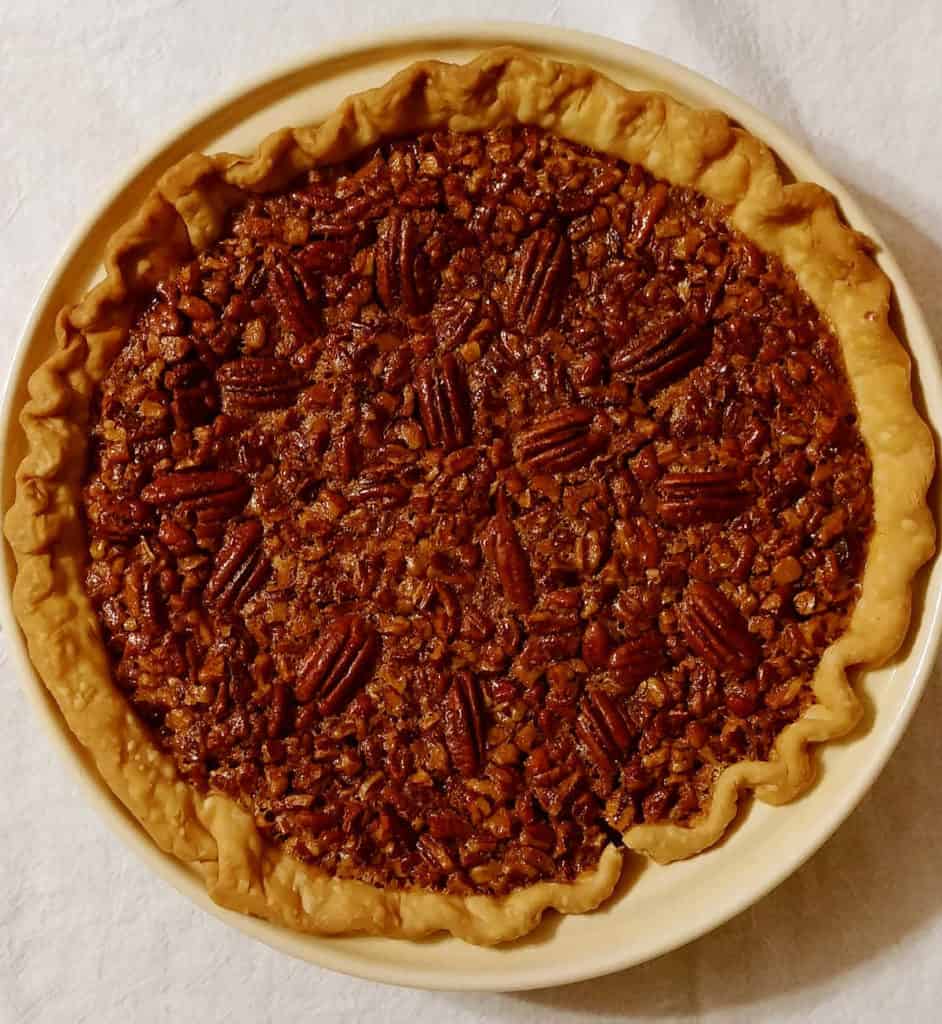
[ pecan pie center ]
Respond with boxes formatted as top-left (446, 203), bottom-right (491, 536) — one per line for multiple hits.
top-left (82, 126), bottom-right (873, 896)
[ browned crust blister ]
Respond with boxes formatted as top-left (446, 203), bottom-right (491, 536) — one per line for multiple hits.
top-left (4, 47), bottom-right (934, 944)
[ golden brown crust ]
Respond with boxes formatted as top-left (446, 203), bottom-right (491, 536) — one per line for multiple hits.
top-left (4, 46), bottom-right (934, 942)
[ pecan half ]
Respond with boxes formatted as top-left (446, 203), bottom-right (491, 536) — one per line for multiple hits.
top-left (267, 682), bottom-right (292, 739)
top-left (612, 315), bottom-right (712, 394)
top-left (435, 296), bottom-right (482, 348)
top-left (375, 210), bottom-right (430, 314)
top-left (348, 479), bottom-right (410, 509)
top-left (515, 407), bottom-right (608, 475)
top-left (294, 615), bottom-right (379, 715)
top-left (656, 469), bottom-right (750, 525)
top-left (576, 688), bottom-right (633, 779)
top-left (269, 259), bottom-right (319, 340)
top-left (217, 358), bottom-right (302, 411)
top-left (442, 671), bottom-right (486, 777)
top-left (609, 633), bottom-right (665, 686)
top-left (415, 352), bottom-right (473, 450)
top-left (679, 582), bottom-right (759, 673)
top-left (141, 470), bottom-right (250, 512)
top-left (490, 489), bottom-right (534, 612)
top-left (581, 620), bottom-right (612, 669)
top-left (205, 519), bottom-right (270, 611)
top-left (630, 182), bottom-right (669, 245)
top-left (505, 228), bottom-right (570, 335)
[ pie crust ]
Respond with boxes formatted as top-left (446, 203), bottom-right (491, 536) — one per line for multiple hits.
top-left (5, 47), bottom-right (934, 945)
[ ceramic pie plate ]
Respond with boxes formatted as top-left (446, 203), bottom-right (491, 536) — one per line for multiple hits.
top-left (2, 20), bottom-right (940, 993)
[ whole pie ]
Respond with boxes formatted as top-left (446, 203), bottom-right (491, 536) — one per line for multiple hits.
top-left (6, 48), bottom-right (934, 945)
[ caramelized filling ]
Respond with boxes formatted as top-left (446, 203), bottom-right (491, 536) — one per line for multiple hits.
top-left (83, 127), bottom-right (872, 895)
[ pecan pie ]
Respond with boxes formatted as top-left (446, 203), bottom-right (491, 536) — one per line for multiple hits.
top-left (5, 48), bottom-right (934, 945)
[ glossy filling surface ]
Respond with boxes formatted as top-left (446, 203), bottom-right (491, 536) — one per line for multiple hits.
top-left (82, 127), bottom-right (872, 895)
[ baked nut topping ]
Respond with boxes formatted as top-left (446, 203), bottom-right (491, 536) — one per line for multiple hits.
top-left (7, 46), bottom-right (935, 946)
top-left (79, 125), bottom-right (874, 897)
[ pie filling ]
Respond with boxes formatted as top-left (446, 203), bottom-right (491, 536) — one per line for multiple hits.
top-left (82, 127), bottom-right (873, 896)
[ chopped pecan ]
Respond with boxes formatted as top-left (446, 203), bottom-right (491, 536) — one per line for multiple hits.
top-left (656, 469), bottom-right (750, 525)
top-left (294, 615), bottom-right (379, 715)
top-left (157, 518), bottom-right (194, 554)
top-left (90, 496), bottom-right (152, 540)
top-left (515, 407), bottom-right (607, 475)
top-left (129, 566), bottom-right (165, 637)
top-left (298, 238), bottom-right (354, 273)
top-left (528, 606), bottom-right (582, 635)
top-left (415, 352), bottom-right (473, 450)
top-left (679, 582), bottom-right (759, 673)
top-left (217, 357), bottom-right (302, 411)
top-left (205, 519), bottom-right (270, 611)
top-left (520, 633), bottom-right (581, 667)
top-left (163, 360), bottom-right (207, 391)
top-left (417, 833), bottom-right (456, 873)
top-left (725, 679), bottom-right (760, 718)
top-left (505, 228), bottom-right (570, 335)
top-left (460, 606), bottom-right (494, 642)
top-left (442, 671), bottom-right (486, 777)
top-left (428, 810), bottom-right (474, 840)
top-left (490, 489), bottom-right (534, 612)
top-left (612, 314), bottom-right (712, 394)
top-left (375, 210), bottom-right (430, 314)
top-left (335, 432), bottom-right (360, 483)
top-left (141, 470), bottom-right (250, 512)
top-left (171, 385), bottom-right (216, 430)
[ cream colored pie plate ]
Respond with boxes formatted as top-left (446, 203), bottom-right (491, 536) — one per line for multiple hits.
top-left (2, 20), bottom-right (940, 992)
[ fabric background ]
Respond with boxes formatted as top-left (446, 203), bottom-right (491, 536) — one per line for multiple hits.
top-left (2, 2), bottom-right (940, 1020)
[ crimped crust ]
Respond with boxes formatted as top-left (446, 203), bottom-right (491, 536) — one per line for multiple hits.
top-left (4, 47), bottom-right (934, 944)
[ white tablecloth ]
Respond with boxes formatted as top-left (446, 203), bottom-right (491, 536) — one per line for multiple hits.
top-left (2, 2), bottom-right (941, 1021)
